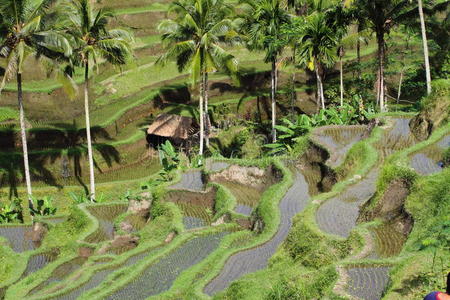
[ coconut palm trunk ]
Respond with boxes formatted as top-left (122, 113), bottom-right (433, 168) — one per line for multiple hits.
top-left (290, 45), bottom-right (297, 116)
top-left (203, 71), bottom-right (210, 148)
top-left (376, 31), bottom-right (385, 111)
top-left (339, 48), bottom-right (344, 106)
top-left (198, 63), bottom-right (205, 155)
top-left (83, 61), bottom-right (96, 201)
top-left (418, 0), bottom-right (432, 95)
top-left (271, 58), bottom-right (277, 142)
top-left (397, 68), bottom-right (404, 104)
top-left (17, 72), bottom-right (34, 214)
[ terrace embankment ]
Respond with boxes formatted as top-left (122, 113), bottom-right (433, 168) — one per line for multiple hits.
top-left (208, 165), bottom-right (279, 216)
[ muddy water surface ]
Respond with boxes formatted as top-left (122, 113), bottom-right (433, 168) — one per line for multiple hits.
top-left (169, 171), bottom-right (204, 191)
top-left (313, 125), bottom-right (367, 168)
top-left (107, 232), bottom-right (228, 300)
top-left (410, 134), bottom-right (450, 175)
top-left (0, 225), bottom-right (36, 252)
top-left (346, 265), bottom-right (390, 300)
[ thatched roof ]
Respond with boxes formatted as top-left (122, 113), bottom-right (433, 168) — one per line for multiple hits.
top-left (147, 114), bottom-right (196, 140)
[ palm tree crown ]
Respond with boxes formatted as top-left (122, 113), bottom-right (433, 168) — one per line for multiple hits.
top-left (158, 0), bottom-right (239, 155)
top-left (63, 0), bottom-right (133, 201)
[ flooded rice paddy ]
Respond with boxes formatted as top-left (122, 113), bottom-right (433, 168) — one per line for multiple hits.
top-left (346, 265), bottom-right (391, 300)
top-left (204, 171), bottom-right (310, 295)
top-left (410, 134), bottom-right (450, 175)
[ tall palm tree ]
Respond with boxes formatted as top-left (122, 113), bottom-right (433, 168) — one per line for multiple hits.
top-left (356, 0), bottom-right (414, 111)
top-left (239, 0), bottom-right (290, 142)
top-left (63, 0), bottom-right (133, 201)
top-left (158, 0), bottom-right (239, 155)
top-left (0, 0), bottom-right (71, 214)
top-left (297, 13), bottom-right (337, 110)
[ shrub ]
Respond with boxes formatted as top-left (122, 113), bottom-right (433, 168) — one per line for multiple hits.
top-left (0, 199), bottom-right (23, 223)
top-left (30, 196), bottom-right (57, 216)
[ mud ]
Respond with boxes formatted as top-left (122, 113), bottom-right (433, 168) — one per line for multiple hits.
top-left (204, 171), bottom-right (310, 295)
top-left (359, 179), bottom-right (413, 236)
top-left (85, 204), bottom-right (128, 243)
top-left (164, 188), bottom-right (216, 209)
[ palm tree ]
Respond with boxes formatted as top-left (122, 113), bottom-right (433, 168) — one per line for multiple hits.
top-left (63, 0), bottom-right (133, 201)
top-left (239, 0), bottom-right (290, 142)
top-left (356, 0), bottom-right (414, 111)
top-left (0, 0), bottom-right (71, 214)
top-left (297, 13), bottom-right (337, 110)
top-left (417, 0), bottom-right (431, 95)
top-left (157, 0), bottom-right (239, 155)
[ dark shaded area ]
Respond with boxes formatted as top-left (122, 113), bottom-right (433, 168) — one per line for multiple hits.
top-left (0, 123), bottom-right (120, 197)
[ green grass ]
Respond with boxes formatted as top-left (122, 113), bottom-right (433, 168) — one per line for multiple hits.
top-left (114, 3), bottom-right (169, 15)
top-left (0, 107), bottom-right (18, 122)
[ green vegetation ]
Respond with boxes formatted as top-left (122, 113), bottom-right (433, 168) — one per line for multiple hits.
top-left (1, 0), bottom-right (449, 298)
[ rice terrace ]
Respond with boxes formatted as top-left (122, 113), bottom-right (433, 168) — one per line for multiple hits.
top-left (0, 0), bottom-right (449, 299)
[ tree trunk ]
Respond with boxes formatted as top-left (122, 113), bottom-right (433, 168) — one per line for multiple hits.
top-left (356, 21), bottom-right (362, 79)
top-left (315, 63), bottom-right (325, 110)
top-left (418, 0), bottom-right (432, 95)
top-left (314, 63), bottom-right (321, 111)
top-left (340, 53), bottom-right (344, 106)
top-left (199, 71), bottom-right (204, 156)
top-left (203, 71), bottom-right (210, 148)
top-left (376, 31), bottom-right (385, 111)
top-left (397, 68), bottom-right (404, 104)
top-left (271, 58), bottom-right (277, 143)
top-left (17, 72), bottom-right (34, 216)
top-left (290, 45), bottom-right (296, 116)
top-left (84, 62), bottom-right (96, 202)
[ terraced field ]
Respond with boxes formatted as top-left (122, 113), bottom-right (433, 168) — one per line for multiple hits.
top-left (409, 134), bottom-right (450, 175)
top-left (345, 265), bottom-right (391, 300)
top-left (204, 170), bottom-right (310, 295)
top-left (0, 0), bottom-right (447, 297)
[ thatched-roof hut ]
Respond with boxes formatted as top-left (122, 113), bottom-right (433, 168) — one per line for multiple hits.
top-left (146, 113), bottom-right (198, 148)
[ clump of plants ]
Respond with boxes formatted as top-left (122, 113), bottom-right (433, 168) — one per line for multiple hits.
top-left (0, 199), bottom-right (23, 223)
top-left (265, 98), bottom-right (373, 155)
top-left (30, 196), bottom-right (57, 216)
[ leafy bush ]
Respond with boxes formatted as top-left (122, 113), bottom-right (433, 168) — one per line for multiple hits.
top-left (30, 196), bottom-right (57, 216)
top-left (158, 140), bottom-right (180, 172)
top-left (265, 100), bottom-right (372, 155)
top-left (0, 199), bottom-right (23, 223)
top-left (69, 192), bottom-right (106, 204)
